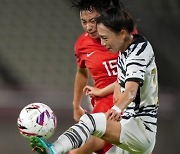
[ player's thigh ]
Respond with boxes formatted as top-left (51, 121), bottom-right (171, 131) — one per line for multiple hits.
top-left (119, 118), bottom-right (156, 153)
top-left (102, 119), bottom-right (121, 145)
top-left (69, 136), bottom-right (105, 154)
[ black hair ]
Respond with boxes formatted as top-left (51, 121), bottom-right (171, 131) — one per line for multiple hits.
top-left (71, 0), bottom-right (124, 13)
top-left (96, 6), bottom-right (134, 33)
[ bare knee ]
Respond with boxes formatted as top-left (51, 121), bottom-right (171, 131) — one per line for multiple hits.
top-left (102, 119), bottom-right (121, 145)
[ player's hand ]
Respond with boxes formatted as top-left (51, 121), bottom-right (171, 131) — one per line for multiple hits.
top-left (83, 85), bottom-right (102, 97)
top-left (73, 106), bottom-right (87, 122)
top-left (106, 109), bottom-right (121, 122)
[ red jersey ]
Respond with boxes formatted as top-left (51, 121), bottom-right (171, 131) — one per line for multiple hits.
top-left (74, 32), bottom-right (118, 89)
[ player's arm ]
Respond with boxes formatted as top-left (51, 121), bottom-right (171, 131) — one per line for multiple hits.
top-left (83, 81), bottom-right (116, 97)
top-left (107, 81), bottom-right (139, 121)
top-left (113, 81), bottom-right (139, 111)
top-left (73, 66), bottom-right (89, 122)
top-left (113, 81), bottom-right (121, 104)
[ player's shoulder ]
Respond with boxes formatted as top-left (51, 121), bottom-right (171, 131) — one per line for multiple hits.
top-left (127, 34), bottom-right (154, 59)
top-left (74, 32), bottom-right (96, 54)
top-left (76, 32), bottom-right (89, 40)
top-left (75, 32), bottom-right (93, 46)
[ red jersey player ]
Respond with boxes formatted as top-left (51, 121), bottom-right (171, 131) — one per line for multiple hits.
top-left (74, 32), bottom-right (118, 114)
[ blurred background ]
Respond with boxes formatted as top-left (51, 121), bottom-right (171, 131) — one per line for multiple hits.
top-left (0, 0), bottom-right (179, 153)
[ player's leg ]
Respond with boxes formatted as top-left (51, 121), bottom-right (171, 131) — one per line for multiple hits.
top-left (70, 97), bottom-right (114, 154)
top-left (117, 118), bottom-right (156, 153)
top-left (92, 97), bottom-right (115, 154)
top-left (101, 116), bottom-right (121, 145)
top-left (29, 113), bottom-right (109, 154)
top-left (69, 136), bottom-right (105, 154)
top-left (101, 116), bottom-right (156, 154)
top-left (30, 112), bottom-right (156, 154)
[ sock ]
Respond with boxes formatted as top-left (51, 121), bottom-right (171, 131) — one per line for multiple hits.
top-left (52, 113), bottom-right (107, 153)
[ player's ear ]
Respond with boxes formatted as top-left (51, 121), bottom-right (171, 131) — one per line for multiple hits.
top-left (118, 29), bottom-right (129, 41)
top-left (119, 29), bottom-right (126, 37)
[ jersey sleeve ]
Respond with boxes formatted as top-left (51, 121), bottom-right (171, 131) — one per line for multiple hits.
top-left (125, 41), bottom-right (154, 86)
top-left (74, 49), bottom-right (86, 68)
top-left (74, 34), bottom-right (87, 68)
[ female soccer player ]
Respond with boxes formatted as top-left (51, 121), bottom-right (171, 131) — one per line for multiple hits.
top-left (30, 4), bottom-right (158, 154)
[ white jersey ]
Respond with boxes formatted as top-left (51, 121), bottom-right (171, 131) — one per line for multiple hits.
top-left (117, 34), bottom-right (158, 132)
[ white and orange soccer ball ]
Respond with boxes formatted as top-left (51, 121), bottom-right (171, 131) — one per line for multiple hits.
top-left (17, 102), bottom-right (57, 140)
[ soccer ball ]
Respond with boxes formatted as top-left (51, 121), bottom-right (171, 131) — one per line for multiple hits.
top-left (17, 102), bottom-right (57, 140)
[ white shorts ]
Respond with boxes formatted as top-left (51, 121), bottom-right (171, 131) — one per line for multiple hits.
top-left (117, 117), bottom-right (156, 154)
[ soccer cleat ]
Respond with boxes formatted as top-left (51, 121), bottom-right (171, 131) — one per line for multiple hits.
top-left (29, 136), bottom-right (54, 154)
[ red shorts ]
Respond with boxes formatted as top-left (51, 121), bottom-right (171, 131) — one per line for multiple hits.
top-left (91, 95), bottom-right (114, 154)
top-left (91, 94), bottom-right (114, 113)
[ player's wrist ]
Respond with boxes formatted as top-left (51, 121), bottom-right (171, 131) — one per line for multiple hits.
top-left (111, 105), bottom-right (122, 113)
